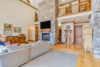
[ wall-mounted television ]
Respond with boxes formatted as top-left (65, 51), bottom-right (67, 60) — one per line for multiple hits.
top-left (40, 21), bottom-right (51, 29)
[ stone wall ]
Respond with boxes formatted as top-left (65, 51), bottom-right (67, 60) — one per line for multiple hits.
top-left (91, 0), bottom-right (100, 58)
top-left (38, 0), bottom-right (58, 45)
top-left (91, 0), bottom-right (100, 48)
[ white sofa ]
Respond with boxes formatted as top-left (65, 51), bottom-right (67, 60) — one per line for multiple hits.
top-left (0, 47), bottom-right (30, 67)
top-left (0, 42), bottom-right (50, 67)
top-left (30, 42), bottom-right (51, 59)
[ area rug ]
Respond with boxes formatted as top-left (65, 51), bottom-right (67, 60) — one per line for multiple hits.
top-left (21, 50), bottom-right (78, 67)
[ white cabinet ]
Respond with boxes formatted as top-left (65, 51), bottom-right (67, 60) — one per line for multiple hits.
top-left (84, 27), bottom-right (93, 52)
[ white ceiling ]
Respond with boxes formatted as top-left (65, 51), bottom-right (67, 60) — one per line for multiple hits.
top-left (29, 0), bottom-right (73, 8)
top-left (29, 0), bottom-right (43, 8)
top-left (58, 0), bottom-right (73, 5)
top-left (30, 0), bottom-right (43, 4)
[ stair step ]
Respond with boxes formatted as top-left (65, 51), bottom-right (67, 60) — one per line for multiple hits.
top-left (94, 53), bottom-right (100, 59)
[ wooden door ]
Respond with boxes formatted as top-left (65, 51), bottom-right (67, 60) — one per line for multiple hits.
top-left (35, 25), bottom-right (38, 41)
top-left (58, 28), bottom-right (62, 43)
top-left (75, 25), bottom-right (83, 45)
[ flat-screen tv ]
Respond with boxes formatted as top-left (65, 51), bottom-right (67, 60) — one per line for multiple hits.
top-left (40, 21), bottom-right (51, 29)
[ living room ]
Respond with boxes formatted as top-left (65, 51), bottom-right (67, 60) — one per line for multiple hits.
top-left (0, 0), bottom-right (100, 67)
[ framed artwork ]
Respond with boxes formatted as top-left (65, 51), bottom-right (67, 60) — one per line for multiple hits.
top-left (14, 27), bottom-right (21, 33)
top-left (4, 23), bottom-right (12, 35)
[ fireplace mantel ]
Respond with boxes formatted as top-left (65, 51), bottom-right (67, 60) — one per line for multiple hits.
top-left (40, 29), bottom-right (51, 32)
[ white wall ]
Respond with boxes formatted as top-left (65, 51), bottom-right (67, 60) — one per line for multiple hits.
top-left (0, 0), bottom-right (35, 40)
top-left (28, 25), bottom-right (35, 40)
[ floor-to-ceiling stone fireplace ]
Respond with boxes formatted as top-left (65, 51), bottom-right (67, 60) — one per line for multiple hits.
top-left (38, 0), bottom-right (58, 45)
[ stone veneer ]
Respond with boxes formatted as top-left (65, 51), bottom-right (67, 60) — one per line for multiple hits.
top-left (91, 0), bottom-right (100, 58)
top-left (38, 0), bottom-right (58, 45)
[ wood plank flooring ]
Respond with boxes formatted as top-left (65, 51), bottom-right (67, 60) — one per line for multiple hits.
top-left (51, 44), bottom-right (100, 67)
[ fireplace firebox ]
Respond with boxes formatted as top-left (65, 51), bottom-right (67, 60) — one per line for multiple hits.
top-left (42, 33), bottom-right (50, 41)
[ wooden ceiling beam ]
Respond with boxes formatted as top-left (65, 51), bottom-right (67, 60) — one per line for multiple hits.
top-left (27, 0), bottom-right (30, 4)
top-left (19, 0), bottom-right (38, 10)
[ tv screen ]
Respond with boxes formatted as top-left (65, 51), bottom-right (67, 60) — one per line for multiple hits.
top-left (40, 21), bottom-right (51, 29)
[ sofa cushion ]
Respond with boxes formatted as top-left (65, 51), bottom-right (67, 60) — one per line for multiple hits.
top-left (29, 42), bottom-right (51, 59)
top-left (6, 44), bottom-right (30, 51)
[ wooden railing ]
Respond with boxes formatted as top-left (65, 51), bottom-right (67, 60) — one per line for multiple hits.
top-left (58, 0), bottom-right (91, 17)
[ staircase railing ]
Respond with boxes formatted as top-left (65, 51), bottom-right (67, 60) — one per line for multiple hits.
top-left (58, 0), bottom-right (91, 17)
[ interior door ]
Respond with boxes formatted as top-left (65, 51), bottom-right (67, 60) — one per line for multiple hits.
top-left (58, 27), bottom-right (62, 43)
top-left (75, 25), bottom-right (83, 45)
top-left (35, 25), bottom-right (38, 41)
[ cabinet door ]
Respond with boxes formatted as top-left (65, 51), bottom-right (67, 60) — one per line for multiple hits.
top-left (84, 27), bottom-right (93, 51)
top-left (84, 27), bottom-right (92, 35)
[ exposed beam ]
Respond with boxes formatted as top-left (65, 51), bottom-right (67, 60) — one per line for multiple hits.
top-left (27, 0), bottom-right (30, 4)
top-left (19, 0), bottom-right (38, 10)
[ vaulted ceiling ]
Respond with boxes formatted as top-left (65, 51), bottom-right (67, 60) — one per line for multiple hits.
top-left (28, 0), bottom-right (43, 8)
top-left (20, 0), bottom-right (43, 10)
top-left (22, 0), bottom-right (74, 9)
top-left (58, 0), bottom-right (73, 5)
top-left (21, 0), bottom-right (74, 10)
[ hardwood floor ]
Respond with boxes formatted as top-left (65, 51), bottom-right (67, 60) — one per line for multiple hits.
top-left (51, 44), bottom-right (100, 67)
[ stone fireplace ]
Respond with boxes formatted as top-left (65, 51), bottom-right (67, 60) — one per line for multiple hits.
top-left (90, 0), bottom-right (100, 58)
top-left (38, 0), bottom-right (58, 45)
top-left (42, 32), bottom-right (50, 41)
